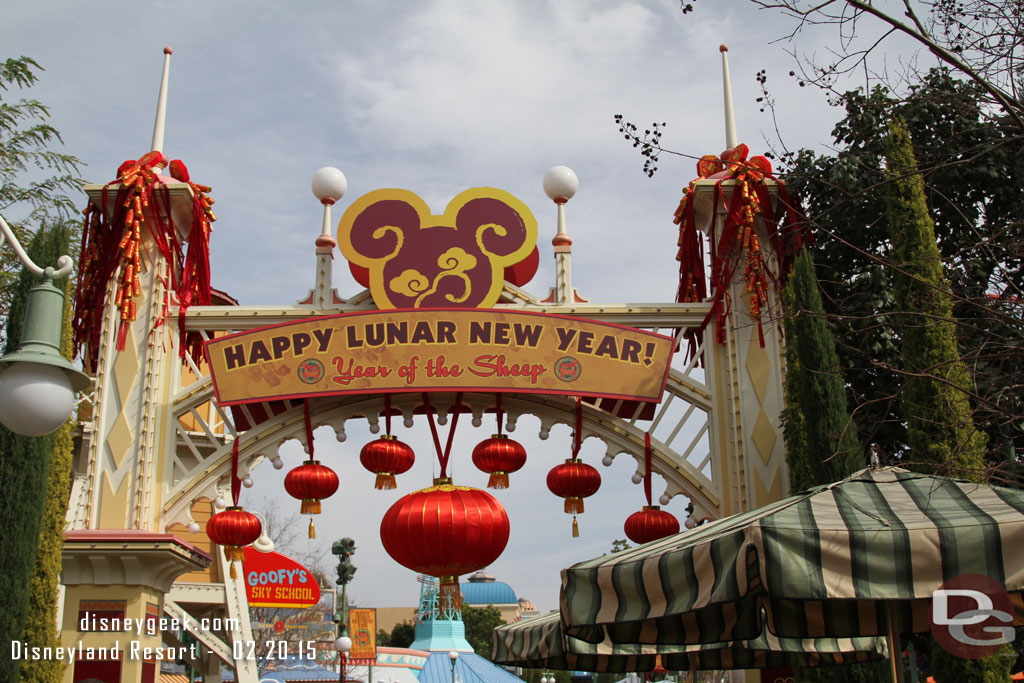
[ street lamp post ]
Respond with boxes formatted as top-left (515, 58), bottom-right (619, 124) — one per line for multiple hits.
top-left (0, 216), bottom-right (90, 436)
top-left (333, 538), bottom-right (357, 683)
top-left (448, 650), bottom-right (459, 683)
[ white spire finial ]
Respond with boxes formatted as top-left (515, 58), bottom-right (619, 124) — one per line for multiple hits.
top-left (151, 47), bottom-right (173, 156)
top-left (720, 45), bottom-right (738, 149)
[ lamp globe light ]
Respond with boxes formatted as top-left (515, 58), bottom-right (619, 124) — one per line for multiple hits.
top-left (542, 166), bottom-right (578, 203)
top-left (0, 363), bottom-right (74, 436)
top-left (311, 167), bottom-right (348, 204)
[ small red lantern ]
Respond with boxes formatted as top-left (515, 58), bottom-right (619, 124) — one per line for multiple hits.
top-left (380, 478), bottom-right (510, 610)
top-left (360, 435), bottom-right (415, 490)
top-left (472, 434), bottom-right (527, 489)
top-left (624, 505), bottom-right (680, 545)
top-left (285, 460), bottom-right (340, 514)
top-left (285, 460), bottom-right (339, 538)
top-left (547, 458), bottom-right (601, 537)
top-left (207, 506), bottom-right (262, 575)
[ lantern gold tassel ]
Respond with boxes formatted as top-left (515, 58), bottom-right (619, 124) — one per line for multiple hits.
top-left (488, 472), bottom-right (510, 489)
top-left (301, 499), bottom-right (321, 515)
top-left (230, 562), bottom-right (238, 579)
top-left (309, 518), bottom-right (316, 539)
top-left (572, 516), bottom-right (580, 538)
top-left (564, 497), bottom-right (584, 514)
top-left (375, 473), bottom-right (397, 490)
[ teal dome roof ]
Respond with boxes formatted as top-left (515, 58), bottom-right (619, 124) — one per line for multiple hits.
top-left (460, 579), bottom-right (517, 605)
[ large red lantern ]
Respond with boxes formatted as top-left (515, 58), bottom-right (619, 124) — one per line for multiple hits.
top-left (360, 435), bottom-right (415, 490)
top-left (380, 478), bottom-right (510, 608)
top-left (624, 505), bottom-right (680, 545)
top-left (547, 458), bottom-right (601, 537)
top-left (472, 434), bottom-right (527, 489)
top-left (284, 460), bottom-right (340, 514)
top-left (207, 506), bottom-right (262, 578)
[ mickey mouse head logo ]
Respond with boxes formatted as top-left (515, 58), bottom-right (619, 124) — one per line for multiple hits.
top-left (337, 188), bottom-right (538, 309)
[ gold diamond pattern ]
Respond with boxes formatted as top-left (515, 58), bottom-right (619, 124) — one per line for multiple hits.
top-left (745, 338), bottom-right (770, 405)
top-left (112, 325), bottom-right (140, 406)
top-left (751, 408), bottom-right (777, 465)
top-left (106, 410), bottom-right (134, 469)
top-left (754, 467), bottom-right (783, 508)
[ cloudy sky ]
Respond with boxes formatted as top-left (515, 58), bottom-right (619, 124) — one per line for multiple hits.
top-left (2, 2), bottom-right (903, 614)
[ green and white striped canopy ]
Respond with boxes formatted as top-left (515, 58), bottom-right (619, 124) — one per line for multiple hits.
top-left (561, 467), bottom-right (1024, 645)
top-left (492, 610), bottom-right (887, 673)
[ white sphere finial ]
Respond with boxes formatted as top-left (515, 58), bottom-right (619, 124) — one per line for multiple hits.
top-left (335, 636), bottom-right (353, 652)
top-left (312, 167), bottom-right (347, 205)
top-left (543, 166), bottom-right (578, 203)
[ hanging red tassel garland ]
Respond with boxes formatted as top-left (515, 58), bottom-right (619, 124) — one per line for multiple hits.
top-left (672, 143), bottom-right (811, 361)
top-left (73, 154), bottom-right (215, 370)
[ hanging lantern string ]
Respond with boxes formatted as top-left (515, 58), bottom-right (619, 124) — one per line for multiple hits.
top-left (385, 394), bottom-right (392, 436)
top-left (644, 431), bottom-right (653, 506)
top-left (495, 393), bottom-right (503, 436)
top-left (572, 396), bottom-right (583, 459)
top-left (303, 399), bottom-right (315, 460)
top-left (422, 393), bottom-right (463, 479)
top-left (230, 438), bottom-right (241, 506)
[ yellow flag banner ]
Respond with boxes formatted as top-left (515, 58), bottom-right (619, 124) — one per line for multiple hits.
top-left (205, 309), bottom-right (674, 405)
top-left (348, 608), bottom-right (377, 664)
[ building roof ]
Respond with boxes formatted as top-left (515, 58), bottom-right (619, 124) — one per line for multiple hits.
top-left (418, 651), bottom-right (524, 683)
top-left (460, 580), bottom-right (517, 606)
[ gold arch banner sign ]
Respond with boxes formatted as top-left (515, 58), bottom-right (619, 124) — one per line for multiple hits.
top-left (204, 309), bottom-right (673, 405)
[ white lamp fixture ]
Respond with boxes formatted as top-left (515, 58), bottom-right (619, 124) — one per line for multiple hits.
top-left (250, 511), bottom-right (275, 553)
top-left (335, 636), bottom-right (352, 652)
top-left (0, 216), bottom-right (90, 436)
top-left (542, 166), bottom-right (578, 203)
top-left (311, 167), bottom-right (348, 205)
top-left (542, 166), bottom-right (579, 305)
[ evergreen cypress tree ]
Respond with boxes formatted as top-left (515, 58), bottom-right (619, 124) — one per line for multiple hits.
top-left (782, 249), bottom-right (890, 681)
top-left (885, 119), bottom-right (989, 480)
top-left (782, 249), bottom-right (864, 492)
top-left (0, 226), bottom-right (68, 682)
top-left (18, 224), bottom-right (73, 683)
top-left (885, 119), bottom-right (1009, 682)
